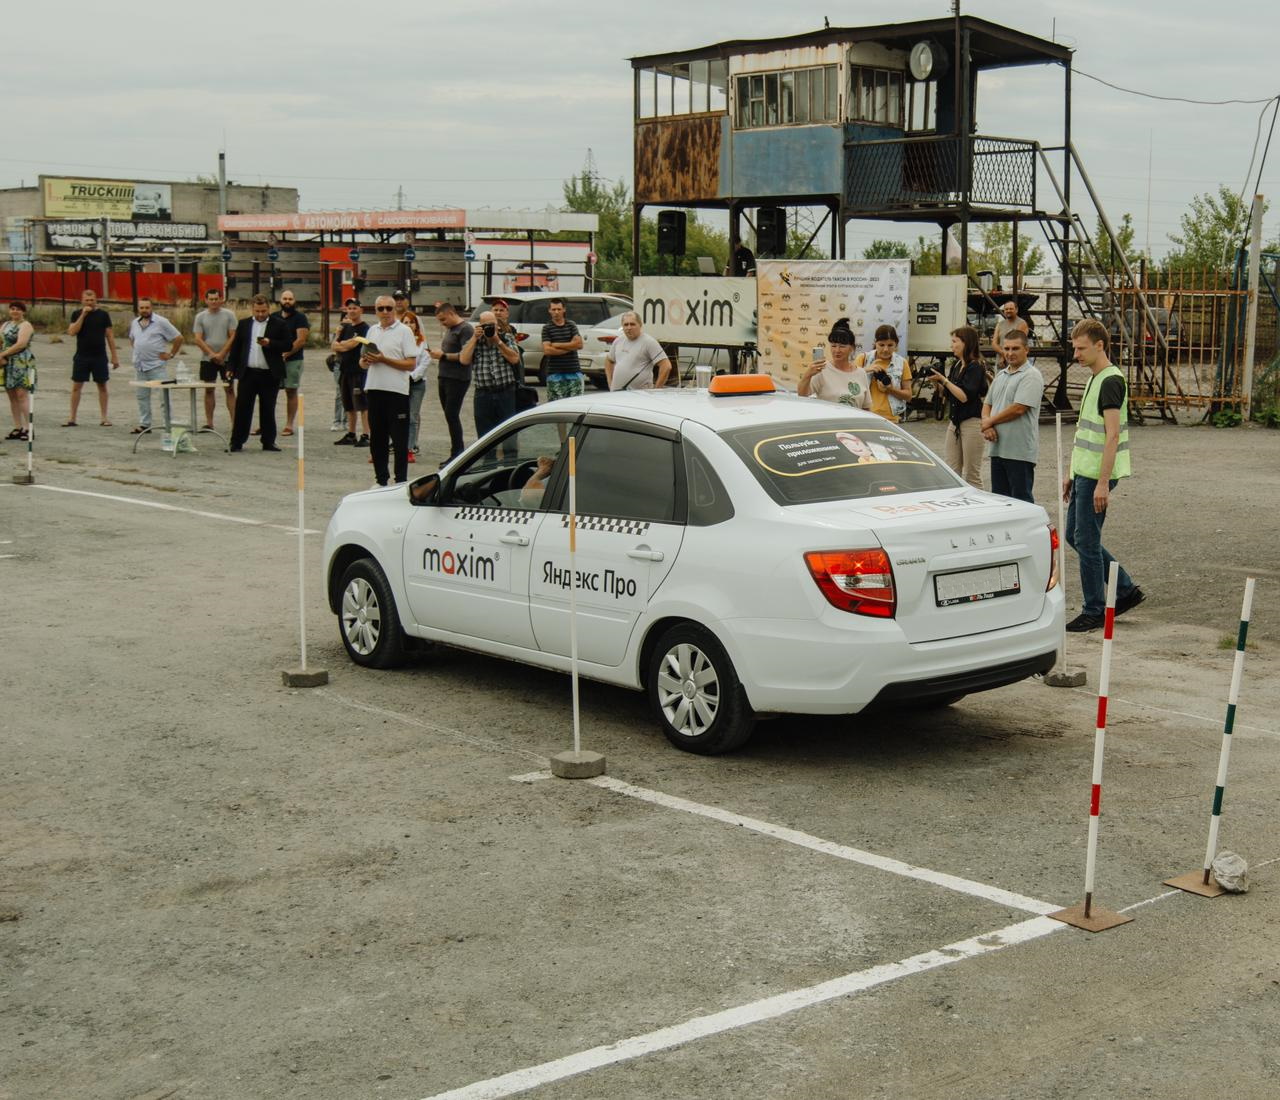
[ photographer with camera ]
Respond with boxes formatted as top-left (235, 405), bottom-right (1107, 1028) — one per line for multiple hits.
top-left (461, 309), bottom-right (521, 440)
top-left (856, 324), bottom-right (912, 423)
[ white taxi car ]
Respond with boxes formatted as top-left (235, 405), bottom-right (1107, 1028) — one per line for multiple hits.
top-left (324, 376), bottom-right (1063, 754)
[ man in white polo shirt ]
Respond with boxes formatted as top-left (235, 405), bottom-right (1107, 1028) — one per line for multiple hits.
top-left (361, 294), bottom-right (418, 486)
top-left (606, 311), bottom-right (672, 391)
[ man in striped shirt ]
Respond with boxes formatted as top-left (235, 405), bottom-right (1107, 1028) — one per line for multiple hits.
top-left (541, 297), bottom-right (584, 401)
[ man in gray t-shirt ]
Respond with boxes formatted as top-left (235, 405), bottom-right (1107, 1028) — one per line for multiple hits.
top-left (981, 329), bottom-right (1044, 503)
top-left (606, 312), bottom-right (673, 391)
top-left (991, 300), bottom-right (1029, 358)
top-left (192, 287), bottom-right (238, 428)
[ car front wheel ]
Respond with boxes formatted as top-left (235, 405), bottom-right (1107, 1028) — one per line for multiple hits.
top-left (647, 623), bottom-right (755, 754)
top-left (338, 558), bottom-right (406, 669)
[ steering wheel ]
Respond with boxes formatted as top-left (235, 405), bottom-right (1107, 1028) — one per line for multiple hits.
top-left (508, 459), bottom-right (539, 491)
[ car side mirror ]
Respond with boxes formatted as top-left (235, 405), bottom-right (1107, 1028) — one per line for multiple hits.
top-left (409, 474), bottom-right (440, 505)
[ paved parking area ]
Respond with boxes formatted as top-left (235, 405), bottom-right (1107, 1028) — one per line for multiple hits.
top-left (2, 336), bottom-right (1278, 1099)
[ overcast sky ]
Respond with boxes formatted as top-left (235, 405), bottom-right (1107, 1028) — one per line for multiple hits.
top-left (8, 0), bottom-right (1279, 259)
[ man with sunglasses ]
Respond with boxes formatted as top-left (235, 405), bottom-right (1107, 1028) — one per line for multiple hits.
top-left (360, 295), bottom-right (418, 486)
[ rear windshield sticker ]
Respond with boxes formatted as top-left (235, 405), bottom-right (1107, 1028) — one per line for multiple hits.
top-left (753, 429), bottom-right (936, 478)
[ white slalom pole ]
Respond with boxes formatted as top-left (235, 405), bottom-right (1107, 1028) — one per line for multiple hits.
top-left (568, 436), bottom-right (581, 755)
top-left (297, 394), bottom-right (308, 672)
top-left (1082, 560), bottom-right (1120, 917)
top-left (1201, 577), bottom-right (1256, 882)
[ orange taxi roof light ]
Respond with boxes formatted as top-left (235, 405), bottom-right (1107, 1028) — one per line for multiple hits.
top-left (708, 373), bottom-right (777, 397)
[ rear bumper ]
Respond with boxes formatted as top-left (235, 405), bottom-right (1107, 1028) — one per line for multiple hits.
top-left (868, 650), bottom-right (1056, 706)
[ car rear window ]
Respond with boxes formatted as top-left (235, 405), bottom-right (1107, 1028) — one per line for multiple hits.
top-left (720, 419), bottom-right (959, 505)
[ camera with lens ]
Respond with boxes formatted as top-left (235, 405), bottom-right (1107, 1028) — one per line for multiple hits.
top-left (481, 322), bottom-right (497, 338)
top-left (873, 369), bottom-right (893, 387)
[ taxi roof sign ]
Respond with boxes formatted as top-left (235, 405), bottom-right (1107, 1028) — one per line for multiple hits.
top-left (708, 373), bottom-right (777, 397)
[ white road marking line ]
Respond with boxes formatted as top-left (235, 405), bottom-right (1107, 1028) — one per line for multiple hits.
top-left (0, 554), bottom-right (16, 560)
top-left (418, 915), bottom-right (1064, 1100)
top-left (27, 483), bottom-right (321, 535)
top-left (1072, 687), bottom-right (1278, 739)
top-left (326, 692), bottom-right (548, 763)
top-left (581, 774), bottom-right (1057, 915)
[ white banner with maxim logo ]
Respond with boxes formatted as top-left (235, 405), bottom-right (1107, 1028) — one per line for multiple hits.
top-left (633, 277), bottom-right (757, 347)
top-left (755, 260), bottom-right (910, 389)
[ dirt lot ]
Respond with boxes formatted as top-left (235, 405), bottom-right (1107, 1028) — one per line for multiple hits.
top-left (2, 331), bottom-right (1278, 1099)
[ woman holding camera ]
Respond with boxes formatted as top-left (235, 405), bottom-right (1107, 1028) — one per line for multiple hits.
top-left (927, 325), bottom-right (987, 489)
top-left (856, 323), bottom-right (913, 423)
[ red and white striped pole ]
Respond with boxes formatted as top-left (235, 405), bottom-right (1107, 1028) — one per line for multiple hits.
top-left (1165, 576), bottom-right (1256, 896)
top-left (1050, 560), bottom-right (1131, 931)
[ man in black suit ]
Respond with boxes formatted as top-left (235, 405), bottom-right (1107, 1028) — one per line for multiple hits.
top-left (227, 294), bottom-right (293, 451)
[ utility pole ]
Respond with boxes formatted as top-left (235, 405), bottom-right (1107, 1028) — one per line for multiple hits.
top-left (219, 150), bottom-right (228, 294)
top-left (396, 185), bottom-right (404, 211)
top-left (1241, 194), bottom-right (1264, 421)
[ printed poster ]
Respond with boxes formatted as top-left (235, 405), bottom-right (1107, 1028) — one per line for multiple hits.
top-left (755, 259), bottom-right (910, 389)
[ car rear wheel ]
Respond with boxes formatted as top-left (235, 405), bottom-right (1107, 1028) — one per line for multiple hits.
top-left (338, 558), bottom-right (406, 669)
top-left (647, 623), bottom-right (755, 754)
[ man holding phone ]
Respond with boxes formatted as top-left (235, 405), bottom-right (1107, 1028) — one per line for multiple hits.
top-left (362, 295), bottom-right (418, 486)
top-left (227, 294), bottom-right (292, 451)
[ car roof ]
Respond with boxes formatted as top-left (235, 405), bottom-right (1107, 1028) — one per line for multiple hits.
top-left (481, 292), bottom-right (631, 303)
top-left (535, 387), bottom-right (885, 434)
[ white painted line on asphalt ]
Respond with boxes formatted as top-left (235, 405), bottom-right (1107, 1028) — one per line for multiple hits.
top-left (327, 691), bottom-right (548, 764)
top-left (511, 771), bottom-right (1057, 916)
top-left (1073, 687), bottom-right (1278, 739)
top-left (418, 915), bottom-right (1065, 1100)
top-left (27, 483), bottom-right (322, 535)
top-left (0, 554), bottom-right (15, 560)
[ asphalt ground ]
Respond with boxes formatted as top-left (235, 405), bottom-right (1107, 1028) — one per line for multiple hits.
top-left (2, 331), bottom-right (1278, 1099)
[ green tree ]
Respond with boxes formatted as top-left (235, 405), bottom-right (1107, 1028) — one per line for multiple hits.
top-left (863, 239), bottom-right (911, 260)
top-left (910, 235), bottom-right (942, 275)
top-left (1094, 212), bottom-right (1138, 270)
top-left (1166, 186), bottom-right (1267, 271)
top-left (561, 171), bottom-right (633, 293)
top-left (968, 222), bottom-right (1044, 280)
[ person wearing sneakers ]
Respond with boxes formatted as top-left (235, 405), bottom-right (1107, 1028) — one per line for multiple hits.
top-left (331, 298), bottom-right (370, 449)
top-left (274, 289), bottom-right (309, 437)
top-left (1063, 318), bottom-right (1144, 632)
top-left (361, 295), bottom-right (418, 486)
top-left (64, 288), bottom-right (119, 427)
top-left (192, 287), bottom-right (237, 429)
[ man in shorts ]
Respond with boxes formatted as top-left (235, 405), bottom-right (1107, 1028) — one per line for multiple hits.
top-left (192, 287), bottom-right (237, 428)
top-left (541, 297), bottom-right (584, 401)
top-left (64, 288), bottom-right (119, 426)
top-left (330, 298), bottom-right (370, 446)
top-left (274, 289), bottom-right (309, 436)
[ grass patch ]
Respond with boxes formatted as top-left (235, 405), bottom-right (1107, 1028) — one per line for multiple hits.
top-left (1217, 634), bottom-right (1260, 651)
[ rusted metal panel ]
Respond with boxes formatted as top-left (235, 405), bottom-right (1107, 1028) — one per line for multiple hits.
top-left (635, 116), bottom-right (723, 204)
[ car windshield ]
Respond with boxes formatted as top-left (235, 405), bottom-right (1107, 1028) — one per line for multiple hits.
top-left (720, 419), bottom-right (959, 505)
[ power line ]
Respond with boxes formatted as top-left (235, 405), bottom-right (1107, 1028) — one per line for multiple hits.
top-left (1074, 70), bottom-right (1279, 106)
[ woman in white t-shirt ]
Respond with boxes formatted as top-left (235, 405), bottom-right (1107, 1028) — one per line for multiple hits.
top-left (796, 318), bottom-right (871, 409)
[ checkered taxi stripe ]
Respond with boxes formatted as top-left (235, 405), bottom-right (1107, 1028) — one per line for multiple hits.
top-left (562, 514), bottom-right (651, 536)
top-left (452, 507), bottom-right (534, 525)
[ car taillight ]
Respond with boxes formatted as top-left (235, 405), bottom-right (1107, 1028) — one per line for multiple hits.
top-left (804, 549), bottom-right (896, 618)
top-left (600, 334), bottom-right (617, 344)
top-left (515, 332), bottom-right (529, 342)
top-left (1047, 524), bottom-right (1060, 591)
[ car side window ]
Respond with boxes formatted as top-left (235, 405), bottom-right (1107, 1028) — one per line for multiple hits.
top-left (607, 300), bottom-right (631, 318)
top-left (558, 427), bottom-right (681, 524)
top-left (523, 300), bottom-right (552, 326)
top-left (442, 420), bottom-right (570, 511)
top-left (567, 301), bottom-right (606, 326)
top-left (684, 441), bottom-right (734, 526)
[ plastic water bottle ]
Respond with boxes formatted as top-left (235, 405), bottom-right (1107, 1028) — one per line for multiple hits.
top-left (174, 358), bottom-right (191, 384)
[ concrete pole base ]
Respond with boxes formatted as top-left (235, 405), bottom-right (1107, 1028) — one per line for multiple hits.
top-left (1044, 666), bottom-right (1086, 688)
top-left (12, 472), bottom-right (34, 485)
top-left (282, 667), bottom-right (330, 688)
top-left (550, 750), bottom-right (607, 779)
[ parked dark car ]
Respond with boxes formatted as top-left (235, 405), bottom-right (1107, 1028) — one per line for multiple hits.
top-left (1109, 307), bottom-right (1180, 363)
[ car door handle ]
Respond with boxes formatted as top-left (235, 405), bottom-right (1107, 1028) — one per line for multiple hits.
top-left (500, 531), bottom-right (530, 546)
top-left (627, 546), bottom-right (664, 562)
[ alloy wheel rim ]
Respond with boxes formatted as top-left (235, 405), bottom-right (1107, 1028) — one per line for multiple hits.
top-left (341, 577), bottom-right (381, 655)
top-left (657, 642), bottom-right (720, 737)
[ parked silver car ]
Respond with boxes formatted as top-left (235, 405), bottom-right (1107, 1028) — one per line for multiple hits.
top-left (467, 292), bottom-right (632, 383)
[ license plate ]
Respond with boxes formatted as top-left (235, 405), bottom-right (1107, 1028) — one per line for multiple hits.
top-left (935, 563), bottom-right (1021, 607)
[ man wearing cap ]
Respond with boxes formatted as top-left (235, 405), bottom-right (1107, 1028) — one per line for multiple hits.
top-left (427, 301), bottom-right (474, 458)
top-left (492, 299), bottom-right (524, 376)
top-left (330, 298), bottom-right (370, 447)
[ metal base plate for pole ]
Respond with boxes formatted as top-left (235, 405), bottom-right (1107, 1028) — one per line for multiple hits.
top-left (1047, 903), bottom-right (1133, 932)
top-left (550, 750), bottom-right (607, 779)
top-left (12, 472), bottom-right (34, 485)
top-left (1045, 666), bottom-right (1086, 688)
top-left (1163, 870), bottom-right (1226, 898)
top-left (282, 667), bottom-right (329, 688)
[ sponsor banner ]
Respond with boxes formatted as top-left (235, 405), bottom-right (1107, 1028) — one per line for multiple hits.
top-left (218, 209), bottom-right (467, 233)
top-left (632, 277), bottom-right (757, 346)
top-left (755, 260), bottom-right (910, 388)
top-left (42, 177), bottom-right (172, 221)
top-left (44, 220), bottom-right (209, 250)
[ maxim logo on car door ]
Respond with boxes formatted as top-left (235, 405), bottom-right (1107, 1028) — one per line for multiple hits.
top-left (418, 537), bottom-right (506, 587)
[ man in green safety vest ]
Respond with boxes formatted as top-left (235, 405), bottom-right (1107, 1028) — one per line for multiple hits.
top-left (1062, 319), bottom-right (1145, 632)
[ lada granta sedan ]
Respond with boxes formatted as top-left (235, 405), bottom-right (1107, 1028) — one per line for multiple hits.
top-left (324, 375), bottom-right (1064, 754)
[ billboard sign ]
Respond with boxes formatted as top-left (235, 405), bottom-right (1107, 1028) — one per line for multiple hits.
top-left (633, 277), bottom-right (757, 346)
top-left (43, 220), bottom-right (208, 251)
top-left (42, 177), bottom-right (173, 221)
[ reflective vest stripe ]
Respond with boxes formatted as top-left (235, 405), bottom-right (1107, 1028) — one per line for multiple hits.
top-left (1071, 365), bottom-right (1131, 479)
top-left (1073, 438), bottom-right (1131, 454)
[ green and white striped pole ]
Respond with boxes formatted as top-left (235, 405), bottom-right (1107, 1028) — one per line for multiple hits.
top-left (1165, 576), bottom-right (1256, 896)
